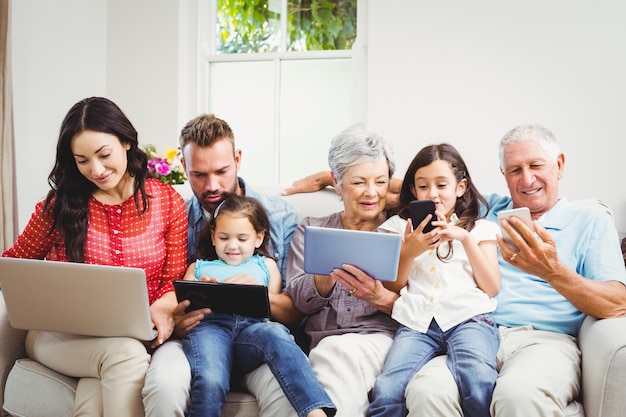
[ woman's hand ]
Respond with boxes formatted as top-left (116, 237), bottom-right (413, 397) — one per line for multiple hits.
top-left (331, 264), bottom-right (399, 315)
top-left (314, 274), bottom-right (337, 298)
top-left (149, 291), bottom-right (178, 348)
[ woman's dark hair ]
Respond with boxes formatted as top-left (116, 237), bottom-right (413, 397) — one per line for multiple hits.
top-left (397, 143), bottom-right (488, 261)
top-left (43, 97), bottom-right (149, 262)
top-left (195, 193), bottom-right (273, 261)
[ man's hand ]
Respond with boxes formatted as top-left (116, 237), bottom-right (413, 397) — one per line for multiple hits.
top-left (172, 300), bottom-right (211, 339)
top-left (281, 172), bottom-right (333, 195)
top-left (498, 215), bottom-right (626, 319)
top-left (498, 218), bottom-right (561, 281)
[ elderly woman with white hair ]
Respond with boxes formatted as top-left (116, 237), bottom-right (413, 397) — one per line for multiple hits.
top-left (285, 123), bottom-right (400, 417)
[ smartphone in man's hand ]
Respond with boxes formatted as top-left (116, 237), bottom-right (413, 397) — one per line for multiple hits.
top-left (409, 200), bottom-right (437, 233)
top-left (497, 207), bottom-right (532, 250)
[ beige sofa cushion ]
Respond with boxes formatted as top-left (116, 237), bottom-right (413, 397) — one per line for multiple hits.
top-left (3, 358), bottom-right (259, 417)
top-left (4, 359), bottom-right (77, 417)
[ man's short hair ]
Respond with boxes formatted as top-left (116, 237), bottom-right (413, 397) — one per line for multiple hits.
top-left (179, 114), bottom-right (235, 153)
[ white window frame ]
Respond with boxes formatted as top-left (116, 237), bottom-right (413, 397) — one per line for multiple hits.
top-left (178, 0), bottom-right (368, 184)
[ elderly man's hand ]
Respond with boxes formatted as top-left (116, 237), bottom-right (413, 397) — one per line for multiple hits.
top-left (498, 217), bottom-right (561, 282)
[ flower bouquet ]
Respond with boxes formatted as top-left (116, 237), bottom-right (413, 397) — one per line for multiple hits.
top-left (144, 144), bottom-right (187, 185)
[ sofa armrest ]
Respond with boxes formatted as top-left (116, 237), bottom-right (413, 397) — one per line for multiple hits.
top-left (578, 315), bottom-right (626, 417)
top-left (0, 290), bottom-right (28, 416)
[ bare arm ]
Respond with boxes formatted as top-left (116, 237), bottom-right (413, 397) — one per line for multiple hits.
top-left (499, 217), bottom-right (626, 319)
top-left (265, 258), bottom-right (283, 294)
top-left (183, 263), bottom-right (196, 280)
top-left (282, 171), bottom-right (403, 211)
top-left (281, 171), bottom-right (334, 195)
top-left (314, 274), bottom-right (337, 297)
top-left (461, 238), bottom-right (500, 297)
top-left (268, 292), bottom-right (304, 325)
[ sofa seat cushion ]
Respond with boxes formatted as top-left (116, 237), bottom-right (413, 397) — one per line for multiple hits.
top-left (564, 401), bottom-right (584, 417)
top-left (3, 358), bottom-right (77, 417)
top-left (3, 358), bottom-right (260, 417)
top-left (221, 392), bottom-right (259, 417)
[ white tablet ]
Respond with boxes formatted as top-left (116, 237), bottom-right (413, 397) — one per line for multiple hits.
top-left (303, 226), bottom-right (401, 281)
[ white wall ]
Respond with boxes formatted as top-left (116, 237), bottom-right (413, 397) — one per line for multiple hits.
top-left (105, 0), bottom-right (179, 150)
top-left (11, 0), bottom-right (176, 231)
top-left (12, 0), bottom-right (106, 231)
top-left (11, 0), bottom-right (626, 236)
top-left (365, 0), bottom-right (626, 234)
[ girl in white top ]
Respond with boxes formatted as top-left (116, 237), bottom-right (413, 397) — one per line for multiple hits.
top-left (367, 143), bottom-right (500, 417)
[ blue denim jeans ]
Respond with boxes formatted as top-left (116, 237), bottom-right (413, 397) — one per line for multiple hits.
top-left (183, 313), bottom-right (336, 417)
top-left (367, 314), bottom-right (500, 417)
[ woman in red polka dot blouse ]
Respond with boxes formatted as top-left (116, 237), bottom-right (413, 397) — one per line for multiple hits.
top-left (2, 97), bottom-right (188, 417)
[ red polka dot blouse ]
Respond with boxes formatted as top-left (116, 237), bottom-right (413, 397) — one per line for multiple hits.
top-left (2, 178), bottom-right (188, 304)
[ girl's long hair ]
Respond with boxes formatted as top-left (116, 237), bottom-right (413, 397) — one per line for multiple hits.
top-left (43, 97), bottom-right (149, 262)
top-left (397, 143), bottom-right (488, 261)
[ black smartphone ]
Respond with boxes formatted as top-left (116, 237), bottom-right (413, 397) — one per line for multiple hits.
top-left (409, 200), bottom-right (436, 233)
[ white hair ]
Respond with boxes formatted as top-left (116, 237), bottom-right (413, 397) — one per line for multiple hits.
top-left (499, 124), bottom-right (561, 169)
top-left (328, 123), bottom-right (396, 188)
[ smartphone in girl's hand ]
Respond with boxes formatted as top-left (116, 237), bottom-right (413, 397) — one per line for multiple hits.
top-left (409, 200), bottom-right (437, 233)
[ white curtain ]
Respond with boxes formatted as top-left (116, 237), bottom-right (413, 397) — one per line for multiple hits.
top-left (0, 0), bottom-right (17, 251)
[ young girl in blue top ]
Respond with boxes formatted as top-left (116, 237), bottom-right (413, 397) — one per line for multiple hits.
top-left (367, 144), bottom-right (501, 417)
top-left (182, 193), bottom-right (335, 417)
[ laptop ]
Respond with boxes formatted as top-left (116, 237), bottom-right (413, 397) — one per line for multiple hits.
top-left (173, 280), bottom-right (270, 318)
top-left (304, 226), bottom-right (402, 282)
top-left (0, 257), bottom-right (158, 340)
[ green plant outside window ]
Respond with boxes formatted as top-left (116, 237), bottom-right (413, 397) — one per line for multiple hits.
top-left (217, 0), bottom-right (357, 53)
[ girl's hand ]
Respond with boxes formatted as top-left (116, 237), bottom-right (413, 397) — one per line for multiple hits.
top-left (430, 210), bottom-right (469, 244)
top-left (434, 221), bottom-right (469, 243)
top-left (198, 275), bottom-right (219, 283)
top-left (403, 217), bottom-right (440, 258)
top-left (222, 273), bottom-right (258, 285)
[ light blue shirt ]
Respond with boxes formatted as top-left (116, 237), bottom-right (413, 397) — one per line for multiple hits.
top-left (483, 193), bottom-right (626, 336)
top-left (194, 254), bottom-right (270, 286)
top-left (186, 178), bottom-right (299, 288)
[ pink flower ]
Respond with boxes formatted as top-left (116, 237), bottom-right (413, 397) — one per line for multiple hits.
top-left (144, 145), bottom-right (187, 185)
top-left (155, 159), bottom-right (171, 176)
top-left (147, 158), bottom-right (160, 173)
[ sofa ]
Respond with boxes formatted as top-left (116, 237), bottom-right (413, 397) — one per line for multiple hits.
top-left (2, 186), bottom-right (626, 417)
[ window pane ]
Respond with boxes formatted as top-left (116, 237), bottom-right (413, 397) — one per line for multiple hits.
top-left (287, 0), bottom-right (357, 51)
top-left (208, 61), bottom-right (276, 184)
top-left (279, 58), bottom-right (353, 183)
top-left (217, 0), bottom-right (281, 53)
top-left (207, 59), bottom-right (352, 185)
top-left (216, 0), bottom-right (357, 53)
